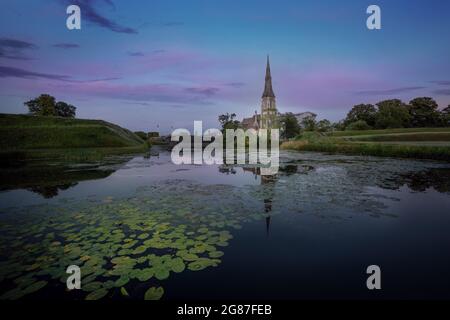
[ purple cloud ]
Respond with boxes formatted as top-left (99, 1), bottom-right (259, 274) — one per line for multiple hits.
top-left (127, 50), bottom-right (166, 57)
top-left (0, 66), bottom-right (121, 84)
top-left (0, 38), bottom-right (38, 60)
top-left (0, 66), bottom-right (70, 81)
top-left (430, 80), bottom-right (450, 86)
top-left (355, 86), bottom-right (426, 96)
top-left (185, 87), bottom-right (220, 97)
top-left (433, 88), bottom-right (450, 96)
top-left (53, 43), bottom-right (80, 49)
top-left (128, 51), bottom-right (145, 57)
top-left (225, 82), bottom-right (245, 88)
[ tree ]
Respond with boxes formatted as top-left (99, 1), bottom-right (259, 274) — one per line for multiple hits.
top-left (279, 112), bottom-right (300, 139)
top-left (24, 94), bottom-right (56, 116)
top-left (443, 105), bottom-right (450, 114)
top-left (375, 99), bottom-right (411, 129)
top-left (301, 116), bottom-right (316, 131)
top-left (218, 113), bottom-right (240, 131)
top-left (346, 120), bottom-right (371, 131)
top-left (55, 101), bottom-right (76, 118)
top-left (332, 120), bottom-right (346, 131)
top-left (24, 94), bottom-right (76, 118)
top-left (408, 97), bottom-right (441, 127)
top-left (441, 105), bottom-right (450, 127)
top-left (316, 119), bottom-right (332, 132)
top-left (345, 104), bottom-right (377, 127)
top-left (134, 131), bottom-right (148, 140)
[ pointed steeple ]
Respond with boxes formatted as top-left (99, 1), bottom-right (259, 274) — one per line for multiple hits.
top-left (262, 55), bottom-right (275, 98)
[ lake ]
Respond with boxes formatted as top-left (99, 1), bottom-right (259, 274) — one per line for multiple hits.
top-left (1, 147), bottom-right (450, 300)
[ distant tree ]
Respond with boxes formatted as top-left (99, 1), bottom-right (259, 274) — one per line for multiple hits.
top-left (24, 94), bottom-right (56, 116)
top-left (301, 116), bottom-right (316, 131)
top-left (148, 132), bottom-right (159, 138)
top-left (332, 120), bottom-right (346, 131)
top-left (344, 104), bottom-right (377, 127)
top-left (24, 94), bottom-right (76, 118)
top-left (375, 99), bottom-right (411, 129)
top-left (316, 119), bottom-right (332, 132)
top-left (134, 131), bottom-right (148, 140)
top-left (279, 113), bottom-right (301, 139)
top-left (346, 120), bottom-right (371, 131)
top-left (442, 105), bottom-right (450, 127)
top-left (408, 97), bottom-right (441, 127)
top-left (444, 105), bottom-right (450, 113)
top-left (218, 113), bottom-right (240, 131)
top-left (55, 101), bottom-right (76, 118)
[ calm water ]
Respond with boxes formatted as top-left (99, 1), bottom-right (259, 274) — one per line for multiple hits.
top-left (1, 147), bottom-right (450, 300)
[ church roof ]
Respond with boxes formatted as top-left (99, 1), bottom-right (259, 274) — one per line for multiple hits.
top-left (262, 55), bottom-right (275, 98)
top-left (242, 112), bottom-right (260, 130)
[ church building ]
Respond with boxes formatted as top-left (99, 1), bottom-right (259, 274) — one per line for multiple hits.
top-left (242, 56), bottom-right (279, 131)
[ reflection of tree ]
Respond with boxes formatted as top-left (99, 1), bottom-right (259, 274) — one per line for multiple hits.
top-left (0, 165), bottom-right (117, 198)
top-left (218, 165), bottom-right (236, 175)
top-left (344, 163), bottom-right (450, 194)
top-left (27, 183), bottom-right (78, 198)
top-left (398, 168), bottom-right (450, 193)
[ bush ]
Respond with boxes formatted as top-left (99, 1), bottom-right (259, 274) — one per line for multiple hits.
top-left (134, 131), bottom-right (148, 140)
top-left (148, 132), bottom-right (159, 138)
top-left (346, 120), bottom-right (371, 131)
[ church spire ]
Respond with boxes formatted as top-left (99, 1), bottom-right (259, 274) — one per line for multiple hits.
top-left (262, 55), bottom-right (275, 98)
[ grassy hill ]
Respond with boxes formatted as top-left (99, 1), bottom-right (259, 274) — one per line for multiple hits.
top-left (281, 128), bottom-right (450, 161)
top-left (0, 113), bottom-right (148, 161)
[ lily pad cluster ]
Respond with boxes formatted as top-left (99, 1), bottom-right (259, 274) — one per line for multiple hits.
top-left (0, 181), bottom-right (266, 300)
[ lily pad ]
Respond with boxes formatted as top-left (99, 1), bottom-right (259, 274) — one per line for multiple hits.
top-left (154, 266), bottom-right (170, 280)
top-left (22, 280), bottom-right (48, 295)
top-left (144, 286), bottom-right (164, 300)
top-left (85, 288), bottom-right (108, 300)
top-left (187, 258), bottom-right (218, 271)
top-left (120, 287), bottom-right (129, 297)
top-left (82, 281), bottom-right (103, 292)
top-left (114, 276), bottom-right (129, 287)
top-left (136, 268), bottom-right (154, 281)
top-left (170, 258), bottom-right (185, 273)
top-left (208, 250), bottom-right (224, 258)
top-left (132, 245), bottom-right (147, 255)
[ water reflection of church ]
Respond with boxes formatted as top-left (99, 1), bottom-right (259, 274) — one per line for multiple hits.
top-left (241, 167), bottom-right (278, 236)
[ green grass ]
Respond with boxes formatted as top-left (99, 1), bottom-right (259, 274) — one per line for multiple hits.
top-left (343, 132), bottom-right (450, 142)
top-left (282, 128), bottom-right (450, 161)
top-left (329, 127), bottom-right (450, 137)
top-left (0, 113), bottom-right (149, 161)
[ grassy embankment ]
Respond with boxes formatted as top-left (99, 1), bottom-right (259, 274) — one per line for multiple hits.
top-left (281, 128), bottom-right (450, 161)
top-left (0, 113), bottom-right (149, 162)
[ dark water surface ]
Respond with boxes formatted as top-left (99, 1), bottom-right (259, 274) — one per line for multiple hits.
top-left (1, 147), bottom-right (450, 300)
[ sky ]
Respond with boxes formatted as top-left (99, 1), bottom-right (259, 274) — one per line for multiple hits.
top-left (0, 0), bottom-right (449, 133)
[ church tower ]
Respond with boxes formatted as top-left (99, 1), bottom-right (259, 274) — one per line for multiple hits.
top-left (260, 55), bottom-right (278, 130)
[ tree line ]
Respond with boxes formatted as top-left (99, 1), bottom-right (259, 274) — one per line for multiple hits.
top-left (218, 96), bottom-right (450, 140)
top-left (340, 97), bottom-right (450, 131)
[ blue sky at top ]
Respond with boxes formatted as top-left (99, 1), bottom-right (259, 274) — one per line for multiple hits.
top-left (0, 0), bottom-right (449, 132)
